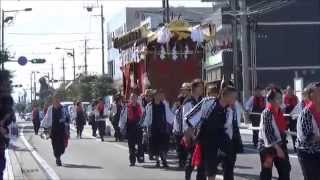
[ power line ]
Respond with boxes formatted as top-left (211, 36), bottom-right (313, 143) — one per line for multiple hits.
top-left (7, 32), bottom-right (99, 36)
top-left (7, 38), bottom-right (99, 47)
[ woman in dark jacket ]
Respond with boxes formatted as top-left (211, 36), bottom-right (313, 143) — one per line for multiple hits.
top-left (76, 102), bottom-right (86, 139)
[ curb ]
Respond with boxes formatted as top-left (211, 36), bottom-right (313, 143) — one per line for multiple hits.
top-left (20, 125), bottom-right (60, 180)
top-left (3, 149), bottom-right (14, 180)
top-left (7, 148), bottom-right (24, 180)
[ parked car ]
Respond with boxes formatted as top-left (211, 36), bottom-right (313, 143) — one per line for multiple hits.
top-left (25, 113), bottom-right (32, 121)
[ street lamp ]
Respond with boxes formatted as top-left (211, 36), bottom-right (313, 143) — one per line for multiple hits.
top-left (55, 47), bottom-right (76, 81)
top-left (85, 5), bottom-right (105, 75)
top-left (1, 8), bottom-right (32, 70)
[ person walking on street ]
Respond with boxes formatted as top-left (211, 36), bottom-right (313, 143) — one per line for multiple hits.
top-left (110, 95), bottom-right (123, 142)
top-left (296, 82), bottom-right (320, 180)
top-left (245, 86), bottom-right (266, 147)
top-left (143, 89), bottom-right (175, 168)
top-left (173, 82), bottom-right (191, 168)
top-left (180, 82), bottom-right (192, 99)
top-left (283, 86), bottom-right (299, 152)
top-left (41, 94), bottom-right (70, 166)
top-left (95, 98), bottom-right (106, 142)
top-left (75, 102), bottom-right (86, 139)
top-left (141, 89), bottom-right (155, 161)
top-left (0, 95), bottom-right (15, 179)
top-left (206, 84), bottom-right (219, 98)
top-left (89, 101), bottom-right (98, 137)
top-left (291, 88), bottom-right (310, 119)
top-left (32, 103), bottom-right (41, 135)
top-left (119, 93), bottom-right (143, 166)
top-left (182, 79), bottom-right (205, 180)
top-left (184, 86), bottom-right (239, 180)
top-left (173, 94), bottom-right (187, 168)
top-left (258, 88), bottom-right (291, 180)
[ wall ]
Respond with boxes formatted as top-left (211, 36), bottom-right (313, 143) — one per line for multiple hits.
top-left (254, 0), bottom-right (320, 88)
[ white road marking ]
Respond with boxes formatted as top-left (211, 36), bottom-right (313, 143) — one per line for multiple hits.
top-left (3, 149), bottom-right (14, 180)
top-left (20, 125), bottom-right (60, 180)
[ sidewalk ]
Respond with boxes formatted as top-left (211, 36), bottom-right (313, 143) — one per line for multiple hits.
top-left (3, 149), bottom-right (14, 180)
top-left (3, 144), bottom-right (24, 180)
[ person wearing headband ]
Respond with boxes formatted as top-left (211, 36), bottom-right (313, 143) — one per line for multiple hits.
top-left (296, 82), bottom-right (320, 180)
top-left (258, 87), bottom-right (291, 180)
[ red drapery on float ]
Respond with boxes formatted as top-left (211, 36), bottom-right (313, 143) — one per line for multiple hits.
top-left (122, 61), bottom-right (145, 99)
top-left (146, 54), bottom-right (201, 102)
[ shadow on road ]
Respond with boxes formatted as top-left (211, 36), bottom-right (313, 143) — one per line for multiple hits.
top-left (235, 165), bottom-right (253, 170)
top-left (71, 137), bottom-right (96, 140)
top-left (141, 164), bottom-right (183, 171)
top-left (11, 147), bottom-right (30, 152)
top-left (62, 163), bottom-right (103, 169)
top-left (234, 172), bottom-right (278, 180)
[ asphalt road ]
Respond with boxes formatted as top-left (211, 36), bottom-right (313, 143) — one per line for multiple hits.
top-left (13, 119), bottom-right (303, 180)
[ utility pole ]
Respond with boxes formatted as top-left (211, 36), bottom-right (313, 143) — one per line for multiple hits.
top-left (47, 72), bottom-right (50, 85)
top-left (162, 0), bottom-right (166, 23)
top-left (62, 57), bottom-right (65, 85)
top-left (101, 5), bottom-right (105, 75)
top-left (51, 64), bottom-right (54, 87)
top-left (166, 0), bottom-right (170, 23)
top-left (72, 48), bottom-right (76, 81)
top-left (33, 72), bottom-right (37, 101)
top-left (1, 10), bottom-right (4, 70)
top-left (231, 0), bottom-right (239, 91)
top-left (239, 0), bottom-right (250, 101)
top-left (30, 73), bottom-right (33, 103)
top-left (84, 39), bottom-right (88, 75)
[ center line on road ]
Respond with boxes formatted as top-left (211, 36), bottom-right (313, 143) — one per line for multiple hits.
top-left (20, 125), bottom-right (60, 180)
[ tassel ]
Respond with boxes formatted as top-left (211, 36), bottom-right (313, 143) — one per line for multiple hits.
top-left (172, 44), bottom-right (178, 61)
top-left (191, 143), bottom-right (202, 167)
top-left (160, 45), bottom-right (166, 60)
top-left (184, 45), bottom-right (190, 60)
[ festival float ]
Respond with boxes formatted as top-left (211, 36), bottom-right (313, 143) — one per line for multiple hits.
top-left (113, 20), bottom-right (215, 101)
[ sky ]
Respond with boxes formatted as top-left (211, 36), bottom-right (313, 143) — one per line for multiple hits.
top-left (3, 0), bottom-right (212, 102)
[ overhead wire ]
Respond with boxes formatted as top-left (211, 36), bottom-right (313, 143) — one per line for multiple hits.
top-left (7, 32), bottom-right (99, 36)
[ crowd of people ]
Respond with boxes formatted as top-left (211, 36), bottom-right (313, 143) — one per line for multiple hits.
top-left (109, 79), bottom-right (320, 180)
top-left (24, 78), bottom-right (320, 180)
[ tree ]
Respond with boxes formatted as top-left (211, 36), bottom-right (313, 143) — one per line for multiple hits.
top-left (51, 74), bottom-right (117, 103)
top-left (15, 103), bottom-right (26, 114)
top-left (78, 75), bottom-right (96, 101)
top-left (94, 75), bottom-right (117, 98)
top-left (0, 70), bottom-right (12, 95)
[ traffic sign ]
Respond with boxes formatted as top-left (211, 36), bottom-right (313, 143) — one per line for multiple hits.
top-left (18, 56), bottom-right (28, 66)
top-left (12, 84), bottom-right (23, 88)
top-left (30, 58), bottom-right (46, 64)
